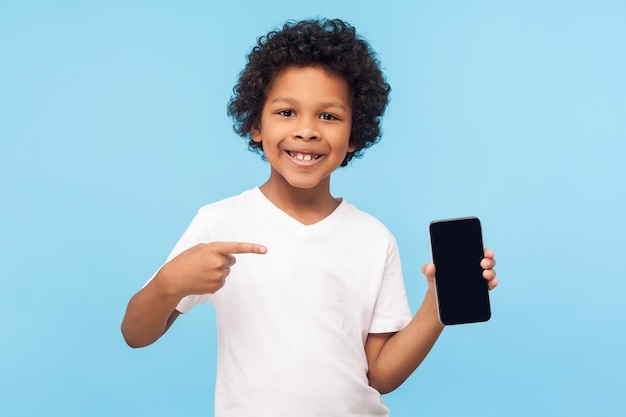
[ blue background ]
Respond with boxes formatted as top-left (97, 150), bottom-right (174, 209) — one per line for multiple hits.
top-left (1, 1), bottom-right (624, 416)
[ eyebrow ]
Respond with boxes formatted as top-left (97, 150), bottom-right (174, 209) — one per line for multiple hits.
top-left (269, 97), bottom-right (348, 111)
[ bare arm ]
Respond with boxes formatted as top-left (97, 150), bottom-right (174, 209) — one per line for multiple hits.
top-left (365, 283), bottom-right (443, 394)
top-left (366, 249), bottom-right (498, 394)
top-left (121, 270), bottom-right (183, 348)
top-left (121, 241), bottom-right (267, 348)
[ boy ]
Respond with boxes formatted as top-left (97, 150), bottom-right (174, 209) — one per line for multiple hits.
top-left (121, 18), bottom-right (498, 416)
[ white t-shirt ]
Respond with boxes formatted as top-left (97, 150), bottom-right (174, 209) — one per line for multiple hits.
top-left (163, 188), bottom-right (412, 417)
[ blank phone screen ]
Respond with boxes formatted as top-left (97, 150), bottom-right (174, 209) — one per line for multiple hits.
top-left (429, 217), bottom-right (491, 325)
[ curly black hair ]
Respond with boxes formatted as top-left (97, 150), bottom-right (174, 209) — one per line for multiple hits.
top-left (227, 18), bottom-right (391, 166)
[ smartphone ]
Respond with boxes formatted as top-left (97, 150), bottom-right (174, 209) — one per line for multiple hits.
top-left (429, 216), bottom-right (491, 325)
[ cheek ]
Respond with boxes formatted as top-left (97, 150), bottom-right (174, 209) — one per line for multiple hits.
top-left (260, 139), bottom-right (277, 158)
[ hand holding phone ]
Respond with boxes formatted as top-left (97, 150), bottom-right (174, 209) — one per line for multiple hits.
top-left (429, 216), bottom-right (491, 325)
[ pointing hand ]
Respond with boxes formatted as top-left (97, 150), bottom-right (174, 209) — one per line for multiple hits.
top-left (157, 241), bottom-right (267, 296)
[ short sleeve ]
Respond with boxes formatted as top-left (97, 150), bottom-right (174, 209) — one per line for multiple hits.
top-left (368, 238), bottom-right (412, 333)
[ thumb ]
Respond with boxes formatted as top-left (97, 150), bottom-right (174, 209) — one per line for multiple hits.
top-left (422, 263), bottom-right (436, 284)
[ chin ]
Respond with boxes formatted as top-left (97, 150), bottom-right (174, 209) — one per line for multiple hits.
top-left (286, 180), bottom-right (322, 190)
top-left (283, 175), bottom-right (330, 190)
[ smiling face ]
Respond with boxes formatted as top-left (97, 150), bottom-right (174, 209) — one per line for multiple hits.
top-left (251, 66), bottom-right (354, 194)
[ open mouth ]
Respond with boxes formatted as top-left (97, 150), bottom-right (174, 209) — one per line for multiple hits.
top-left (287, 151), bottom-right (322, 161)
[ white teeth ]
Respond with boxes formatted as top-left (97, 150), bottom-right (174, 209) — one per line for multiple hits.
top-left (291, 152), bottom-right (318, 161)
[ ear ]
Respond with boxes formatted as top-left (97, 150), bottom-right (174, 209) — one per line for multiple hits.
top-left (347, 137), bottom-right (357, 153)
top-left (251, 122), bottom-right (262, 143)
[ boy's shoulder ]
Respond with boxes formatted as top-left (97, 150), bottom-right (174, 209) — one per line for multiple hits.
top-left (189, 189), bottom-right (257, 230)
top-left (197, 188), bottom-right (256, 213)
top-left (347, 202), bottom-right (394, 234)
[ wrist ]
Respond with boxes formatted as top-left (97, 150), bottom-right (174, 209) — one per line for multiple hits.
top-left (152, 263), bottom-right (186, 300)
top-left (420, 287), bottom-right (444, 328)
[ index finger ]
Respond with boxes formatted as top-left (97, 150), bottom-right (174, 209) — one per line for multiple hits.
top-left (213, 241), bottom-right (268, 255)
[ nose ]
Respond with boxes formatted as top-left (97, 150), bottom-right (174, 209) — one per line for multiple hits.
top-left (292, 117), bottom-right (320, 141)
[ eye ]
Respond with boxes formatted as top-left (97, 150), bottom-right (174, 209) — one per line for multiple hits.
top-left (320, 113), bottom-right (339, 121)
top-left (278, 109), bottom-right (294, 117)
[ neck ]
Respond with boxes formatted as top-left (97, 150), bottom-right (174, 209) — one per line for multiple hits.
top-left (259, 169), bottom-right (340, 225)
